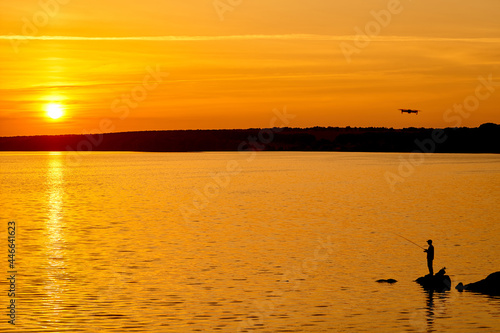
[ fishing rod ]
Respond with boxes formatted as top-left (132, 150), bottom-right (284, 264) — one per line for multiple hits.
top-left (392, 233), bottom-right (426, 250)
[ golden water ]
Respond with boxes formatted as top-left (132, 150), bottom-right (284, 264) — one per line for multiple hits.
top-left (0, 152), bottom-right (499, 332)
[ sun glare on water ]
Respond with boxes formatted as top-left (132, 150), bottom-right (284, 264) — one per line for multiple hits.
top-left (45, 103), bottom-right (64, 119)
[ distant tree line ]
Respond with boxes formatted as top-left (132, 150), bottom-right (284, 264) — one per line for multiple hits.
top-left (0, 123), bottom-right (498, 153)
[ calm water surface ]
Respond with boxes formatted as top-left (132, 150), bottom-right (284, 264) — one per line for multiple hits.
top-left (0, 152), bottom-right (499, 332)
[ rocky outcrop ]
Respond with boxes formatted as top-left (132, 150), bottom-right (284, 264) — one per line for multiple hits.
top-left (415, 267), bottom-right (451, 292)
top-left (456, 272), bottom-right (500, 296)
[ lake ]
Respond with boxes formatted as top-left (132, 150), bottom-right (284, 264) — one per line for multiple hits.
top-left (0, 151), bottom-right (499, 332)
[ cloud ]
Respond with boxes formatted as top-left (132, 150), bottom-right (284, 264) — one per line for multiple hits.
top-left (1, 34), bottom-right (499, 43)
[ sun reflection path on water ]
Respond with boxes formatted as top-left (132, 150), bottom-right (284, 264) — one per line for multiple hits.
top-left (43, 152), bottom-right (67, 322)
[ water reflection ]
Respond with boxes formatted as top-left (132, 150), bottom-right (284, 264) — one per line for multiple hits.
top-left (420, 289), bottom-right (454, 333)
top-left (47, 152), bottom-right (64, 242)
top-left (44, 152), bottom-right (67, 318)
top-left (425, 290), bottom-right (435, 332)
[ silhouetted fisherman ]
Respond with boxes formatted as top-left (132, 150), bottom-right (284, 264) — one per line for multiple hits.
top-left (424, 240), bottom-right (434, 276)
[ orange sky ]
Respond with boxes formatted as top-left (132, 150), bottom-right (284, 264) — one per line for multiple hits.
top-left (1, 0), bottom-right (499, 136)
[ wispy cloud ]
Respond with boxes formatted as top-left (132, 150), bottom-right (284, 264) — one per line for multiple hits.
top-left (1, 34), bottom-right (500, 43)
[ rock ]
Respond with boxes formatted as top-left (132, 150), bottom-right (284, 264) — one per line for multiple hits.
top-left (415, 267), bottom-right (451, 292)
top-left (455, 272), bottom-right (500, 296)
top-left (376, 279), bottom-right (397, 284)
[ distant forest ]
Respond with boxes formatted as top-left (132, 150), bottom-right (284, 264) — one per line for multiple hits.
top-left (0, 123), bottom-right (498, 153)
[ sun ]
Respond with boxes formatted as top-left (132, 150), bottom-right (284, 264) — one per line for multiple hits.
top-left (45, 103), bottom-right (64, 119)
